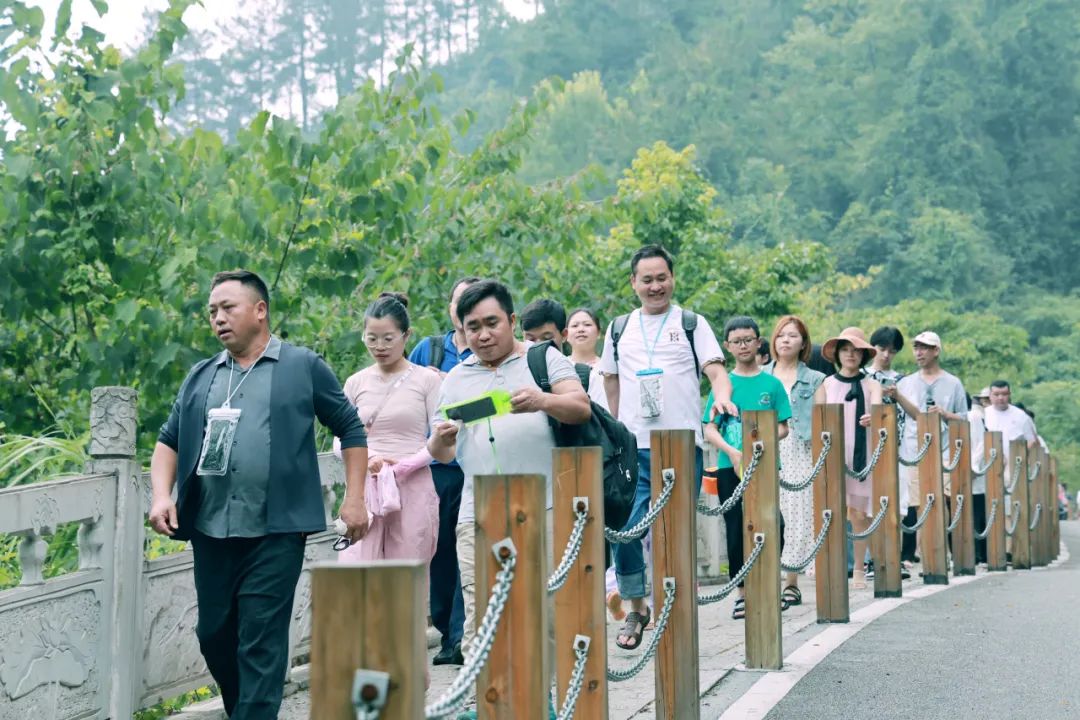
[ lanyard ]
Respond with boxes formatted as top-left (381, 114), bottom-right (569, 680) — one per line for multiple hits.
top-left (223, 336), bottom-right (273, 408)
top-left (364, 366), bottom-right (414, 429)
top-left (638, 308), bottom-right (672, 369)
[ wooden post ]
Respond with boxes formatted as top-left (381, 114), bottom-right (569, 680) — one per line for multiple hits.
top-left (475, 474), bottom-right (548, 719)
top-left (1050, 456), bottom-right (1060, 559)
top-left (918, 413), bottom-right (948, 585)
top-left (1036, 446), bottom-right (1052, 567)
top-left (552, 448), bottom-right (608, 719)
top-left (1029, 447), bottom-right (1045, 567)
top-left (947, 419), bottom-right (975, 576)
top-left (1010, 440), bottom-right (1031, 570)
top-left (309, 562), bottom-right (426, 719)
top-left (870, 404), bottom-right (901, 597)
top-left (984, 431), bottom-right (1007, 572)
top-left (651, 429), bottom-right (701, 717)
top-left (813, 404), bottom-right (849, 623)
top-left (742, 411), bottom-right (782, 669)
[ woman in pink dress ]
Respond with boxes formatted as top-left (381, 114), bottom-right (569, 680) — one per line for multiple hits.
top-left (821, 327), bottom-right (883, 589)
top-left (335, 292), bottom-right (441, 564)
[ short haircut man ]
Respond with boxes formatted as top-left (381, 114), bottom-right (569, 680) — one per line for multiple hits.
top-left (520, 298), bottom-right (568, 344)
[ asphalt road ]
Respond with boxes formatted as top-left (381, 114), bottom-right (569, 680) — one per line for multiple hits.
top-left (766, 522), bottom-right (1080, 720)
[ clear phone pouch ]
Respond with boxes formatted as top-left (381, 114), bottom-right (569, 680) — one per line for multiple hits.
top-left (196, 407), bottom-right (242, 476)
top-left (637, 368), bottom-right (664, 419)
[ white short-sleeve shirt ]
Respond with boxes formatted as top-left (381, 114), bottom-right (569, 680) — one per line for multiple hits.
top-left (984, 405), bottom-right (1036, 464)
top-left (597, 305), bottom-right (723, 449)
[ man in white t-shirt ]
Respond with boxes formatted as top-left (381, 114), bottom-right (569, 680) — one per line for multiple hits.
top-left (598, 244), bottom-right (735, 650)
top-left (983, 380), bottom-right (1037, 465)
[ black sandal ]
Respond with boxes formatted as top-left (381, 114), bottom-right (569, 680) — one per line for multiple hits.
top-left (615, 608), bottom-right (651, 650)
top-left (732, 597), bottom-right (746, 620)
top-left (782, 585), bottom-right (802, 607)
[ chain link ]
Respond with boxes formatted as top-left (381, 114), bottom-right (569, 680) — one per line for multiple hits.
top-left (844, 428), bottom-right (888, 480)
top-left (899, 433), bottom-right (933, 467)
top-left (781, 511), bottom-right (833, 573)
top-left (779, 432), bottom-right (831, 492)
top-left (971, 448), bottom-right (998, 478)
top-left (698, 534), bottom-right (766, 605)
top-left (846, 496), bottom-right (889, 540)
top-left (1005, 457), bottom-right (1023, 494)
top-left (554, 637), bottom-right (590, 720)
top-left (946, 493), bottom-right (965, 533)
top-left (697, 442), bottom-right (764, 517)
top-left (901, 494), bottom-right (936, 534)
top-left (356, 709), bottom-right (380, 720)
top-left (972, 498), bottom-right (999, 540)
top-left (425, 543), bottom-right (517, 719)
top-left (1028, 460), bottom-right (1041, 483)
top-left (1028, 503), bottom-right (1042, 531)
top-left (606, 469), bottom-right (675, 543)
top-left (942, 439), bottom-right (964, 472)
top-left (608, 578), bottom-right (677, 682)
top-left (547, 507), bottom-right (589, 594)
top-left (1005, 501), bottom-right (1022, 537)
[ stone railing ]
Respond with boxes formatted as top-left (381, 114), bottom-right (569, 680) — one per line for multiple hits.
top-left (0, 387), bottom-right (346, 719)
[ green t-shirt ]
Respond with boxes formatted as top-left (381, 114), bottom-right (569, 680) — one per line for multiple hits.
top-left (702, 371), bottom-right (792, 469)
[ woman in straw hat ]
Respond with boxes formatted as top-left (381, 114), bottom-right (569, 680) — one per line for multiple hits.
top-left (821, 327), bottom-right (883, 589)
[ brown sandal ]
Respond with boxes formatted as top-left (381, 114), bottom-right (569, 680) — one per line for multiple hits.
top-left (615, 608), bottom-right (651, 650)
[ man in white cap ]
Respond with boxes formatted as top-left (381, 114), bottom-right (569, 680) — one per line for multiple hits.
top-left (882, 331), bottom-right (967, 565)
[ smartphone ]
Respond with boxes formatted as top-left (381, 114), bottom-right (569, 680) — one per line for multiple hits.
top-left (444, 396), bottom-right (499, 424)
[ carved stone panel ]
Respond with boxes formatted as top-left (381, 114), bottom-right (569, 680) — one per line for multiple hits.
top-left (288, 537), bottom-right (338, 660)
top-left (89, 387), bottom-right (138, 458)
top-left (0, 591), bottom-right (101, 720)
top-left (140, 564), bottom-right (208, 702)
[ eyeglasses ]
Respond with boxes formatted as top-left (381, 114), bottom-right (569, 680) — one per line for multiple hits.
top-left (727, 337), bottom-right (759, 347)
top-left (363, 333), bottom-right (405, 349)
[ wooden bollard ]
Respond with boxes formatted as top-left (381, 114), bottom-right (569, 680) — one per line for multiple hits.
top-left (309, 562), bottom-right (427, 719)
top-left (870, 404), bottom-right (901, 598)
top-left (1029, 447), bottom-right (1046, 567)
top-left (552, 447), bottom-right (608, 719)
top-left (917, 413), bottom-right (948, 585)
top-left (475, 474), bottom-right (548, 719)
top-left (1009, 440), bottom-right (1031, 570)
top-left (1036, 446), bottom-right (1052, 567)
top-left (948, 419), bottom-right (975, 576)
top-left (984, 431), bottom-right (1007, 572)
top-left (650, 429), bottom-right (701, 717)
top-left (742, 411), bottom-right (782, 669)
top-left (813, 404), bottom-right (849, 623)
top-left (1050, 456), bottom-right (1060, 559)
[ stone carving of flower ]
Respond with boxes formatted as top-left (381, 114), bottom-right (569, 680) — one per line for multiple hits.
top-left (0, 616), bottom-right (91, 701)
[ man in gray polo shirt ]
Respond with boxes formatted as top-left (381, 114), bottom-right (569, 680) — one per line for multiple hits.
top-left (149, 270), bottom-right (368, 719)
top-left (428, 280), bottom-right (591, 660)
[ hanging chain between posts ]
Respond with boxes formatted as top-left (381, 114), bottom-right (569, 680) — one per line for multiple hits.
top-left (547, 503), bottom-right (589, 594)
top-left (971, 448), bottom-right (998, 478)
top-left (781, 511), bottom-right (833, 573)
top-left (697, 442), bottom-right (764, 517)
top-left (844, 428), bottom-right (888, 480)
top-left (554, 636), bottom-right (590, 720)
top-left (901, 494), bottom-right (936, 534)
top-left (698, 533), bottom-right (766, 605)
top-left (779, 432), bottom-right (831, 492)
top-left (1028, 503), bottom-right (1042, 531)
top-left (846, 496), bottom-right (890, 540)
top-left (946, 494), bottom-right (965, 533)
top-left (899, 433), bottom-right (933, 467)
top-left (608, 578), bottom-right (676, 682)
top-left (973, 499), bottom-right (999, 540)
top-left (1005, 457), bottom-right (1023, 494)
top-left (942, 439), bottom-right (964, 472)
top-left (1028, 460), bottom-right (1041, 482)
top-left (1005, 501), bottom-right (1022, 537)
top-left (606, 468), bottom-right (675, 543)
top-left (424, 540), bottom-right (517, 719)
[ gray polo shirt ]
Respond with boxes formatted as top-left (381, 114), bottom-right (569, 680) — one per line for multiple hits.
top-left (195, 337), bottom-right (280, 538)
top-left (897, 370), bottom-right (967, 460)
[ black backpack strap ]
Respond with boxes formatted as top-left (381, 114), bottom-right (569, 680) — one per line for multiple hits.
top-left (428, 334), bottom-right (446, 370)
top-left (574, 363), bottom-right (592, 393)
top-left (682, 310), bottom-right (700, 376)
top-left (527, 341), bottom-right (554, 392)
top-left (609, 313), bottom-right (630, 367)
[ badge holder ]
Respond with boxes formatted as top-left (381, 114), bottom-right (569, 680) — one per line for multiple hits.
top-left (196, 406), bottom-right (243, 476)
top-left (637, 367), bottom-right (664, 418)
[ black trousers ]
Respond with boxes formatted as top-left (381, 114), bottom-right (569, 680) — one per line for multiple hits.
top-left (716, 467), bottom-right (745, 586)
top-left (429, 463), bottom-right (465, 651)
top-left (192, 532), bottom-right (305, 719)
top-left (901, 506), bottom-right (919, 561)
top-left (972, 493), bottom-right (987, 563)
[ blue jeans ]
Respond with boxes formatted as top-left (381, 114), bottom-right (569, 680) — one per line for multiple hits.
top-left (614, 447), bottom-right (703, 600)
top-left (429, 464), bottom-right (465, 650)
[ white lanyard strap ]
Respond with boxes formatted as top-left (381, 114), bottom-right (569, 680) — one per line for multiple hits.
top-left (224, 336), bottom-right (273, 408)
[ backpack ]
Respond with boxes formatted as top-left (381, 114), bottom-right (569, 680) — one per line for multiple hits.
top-left (609, 309), bottom-right (701, 375)
top-left (527, 342), bottom-right (638, 530)
top-left (426, 335), bottom-right (446, 371)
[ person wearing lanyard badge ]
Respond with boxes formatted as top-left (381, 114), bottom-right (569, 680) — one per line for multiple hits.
top-left (598, 244), bottom-right (735, 651)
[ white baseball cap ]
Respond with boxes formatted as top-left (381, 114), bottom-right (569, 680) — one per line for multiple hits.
top-left (913, 331), bottom-right (942, 349)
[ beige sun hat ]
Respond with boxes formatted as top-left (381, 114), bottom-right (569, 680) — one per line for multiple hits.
top-left (821, 326), bottom-right (878, 364)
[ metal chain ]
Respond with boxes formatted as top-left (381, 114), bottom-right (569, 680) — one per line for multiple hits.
top-left (781, 511), bottom-right (833, 573)
top-left (844, 428), bottom-right (888, 480)
top-left (1005, 457), bottom-right (1023, 494)
top-left (697, 442), bottom-right (764, 517)
top-left (779, 432), bottom-right (831, 492)
top-left (698, 534), bottom-right (766, 605)
top-left (942, 439), bottom-right (964, 472)
top-left (547, 507), bottom-right (589, 594)
top-left (899, 433), bottom-right (933, 467)
top-left (972, 499), bottom-right (999, 540)
top-left (605, 469), bottom-right (675, 543)
top-left (608, 578), bottom-right (677, 682)
top-left (971, 448), bottom-right (998, 478)
top-left (1005, 501), bottom-right (1022, 537)
top-left (946, 494), bottom-right (965, 533)
top-left (1028, 503), bottom-right (1042, 531)
top-left (901, 494), bottom-right (936, 534)
top-left (425, 544), bottom-right (517, 719)
top-left (555, 637), bottom-right (590, 720)
top-left (356, 709), bottom-right (380, 720)
top-left (846, 496), bottom-right (890, 540)
top-left (1028, 460), bottom-right (1041, 482)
